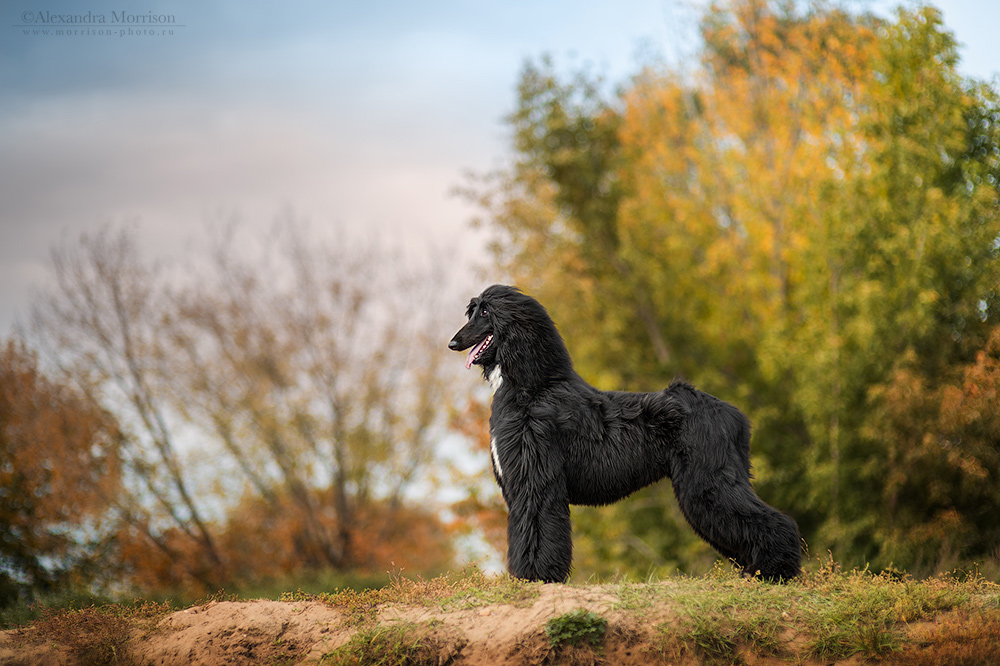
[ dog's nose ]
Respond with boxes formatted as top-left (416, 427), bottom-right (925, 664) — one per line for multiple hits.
top-left (448, 338), bottom-right (460, 351)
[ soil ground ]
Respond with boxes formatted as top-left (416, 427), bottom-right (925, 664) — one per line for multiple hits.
top-left (1, 581), bottom-right (998, 665)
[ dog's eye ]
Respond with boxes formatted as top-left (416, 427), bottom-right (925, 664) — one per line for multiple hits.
top-left (480, 307), bottom-right (488, 317)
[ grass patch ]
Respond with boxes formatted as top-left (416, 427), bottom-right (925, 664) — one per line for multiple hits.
top-left (885, 610), bottom-right (1000, 666)
top-left (0, 589), bottom-right (117, 630)
top-left (5, 599), bottom-right (171, 666)
top-left (677, 610), bottom-right (784, 663)
top-left (794, 561), bottom-right (982, 660)
top-left (286, 566), bottom-right (539, 625)
top-left (654, 577), bottom-right (788, 664)
top-left (219, 569), bottom-right (391, 602)
top-left (545, 608), bottom-right (607, 649)
top-left (647, 559), bottom-right (1000, 665)
top-left (320, 620), bottom-right (463, 666)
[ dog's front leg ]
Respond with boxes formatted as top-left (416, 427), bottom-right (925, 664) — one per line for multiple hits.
top-left (502, 430), bottom-right (572, 583)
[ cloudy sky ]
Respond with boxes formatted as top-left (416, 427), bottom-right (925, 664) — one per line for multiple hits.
top-left (1, 0), bottom-right (998, 334)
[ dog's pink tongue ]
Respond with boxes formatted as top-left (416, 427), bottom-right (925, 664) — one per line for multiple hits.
top-left (465, 337), bottom-right (489, 370)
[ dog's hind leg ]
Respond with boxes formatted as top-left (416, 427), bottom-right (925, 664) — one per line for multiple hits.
top-left (670, 407), bottom-right (802, 581)
top-left (674, 476), bottom-right (802, 581)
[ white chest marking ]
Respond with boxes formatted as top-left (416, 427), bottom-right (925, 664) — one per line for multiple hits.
top-left (488, 365), bottom-right (503, 393)
top-left (490, 436), bottom-right (503, 479)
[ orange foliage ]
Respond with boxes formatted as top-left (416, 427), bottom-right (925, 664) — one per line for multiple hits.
top-left (619, 1), bottom-right (880, 332)
top-left (115, 522), bottom-right (220, 594)
top-left (0, 338), bottom-right (121, 588)
top-left (115, 490), bottom-right (456, 596)
top-left (349, 502), bottom-right (456, 575)
top-left (873, 328), bottom-right (1000, 571)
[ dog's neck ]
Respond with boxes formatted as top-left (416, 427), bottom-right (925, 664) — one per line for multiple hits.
top-left (482, 322), bottom-right (574, 394)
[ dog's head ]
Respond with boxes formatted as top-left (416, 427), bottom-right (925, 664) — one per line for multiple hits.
top-left (448, 284), bottom-right (511, 371)
top-left (448, 285), bottom-right (573, 386)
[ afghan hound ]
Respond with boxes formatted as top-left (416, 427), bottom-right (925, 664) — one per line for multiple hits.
top-left (448, 285), bottom-right (802, 583)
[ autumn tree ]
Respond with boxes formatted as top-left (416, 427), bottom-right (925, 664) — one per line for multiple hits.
top-left (763, 4), bottom-right (1000, 566)
top-left (28, 220), bottom-right (461, 594)
top-left (30, 226), bottom-right (226, 590)
top-left (157, 221), bottom-right (458, 584)
top-left (870, 331), bottom-right (1000, 571)
top-left (469, 0), bottom-right (1000, 576)
top-left (0, 338), bottom-right (121, 599)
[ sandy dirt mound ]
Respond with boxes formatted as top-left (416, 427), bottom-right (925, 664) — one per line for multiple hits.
top-left (0, 586), bottom-right (650, 666)
top-left (128, 600), bottom-right (346, 666)
top-left (2, 583), bottom-right (997, 665)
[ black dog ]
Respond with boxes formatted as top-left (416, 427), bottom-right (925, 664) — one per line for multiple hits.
top-left (449, 284), bottom-right (801, 583)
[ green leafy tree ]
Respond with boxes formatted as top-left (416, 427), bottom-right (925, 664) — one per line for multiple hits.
top-left (468, 0), bottom-right (1000, 576)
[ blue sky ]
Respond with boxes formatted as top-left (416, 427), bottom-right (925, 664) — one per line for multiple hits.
top-left (1, 0), bottom-right (998, 334)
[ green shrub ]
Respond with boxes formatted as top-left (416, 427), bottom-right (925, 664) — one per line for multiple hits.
top-left (545, 608), bottom-right (607, 649)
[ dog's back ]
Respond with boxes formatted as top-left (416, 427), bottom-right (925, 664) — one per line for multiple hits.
top-left (546, 377), bottom-right (686, 507)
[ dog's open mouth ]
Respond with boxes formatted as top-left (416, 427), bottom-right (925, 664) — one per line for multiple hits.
top-left (465, 334), bottom-right (493, 369)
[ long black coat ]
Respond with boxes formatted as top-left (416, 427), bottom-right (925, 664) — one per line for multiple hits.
top-left (451, 285), bottom-right (802, 583)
